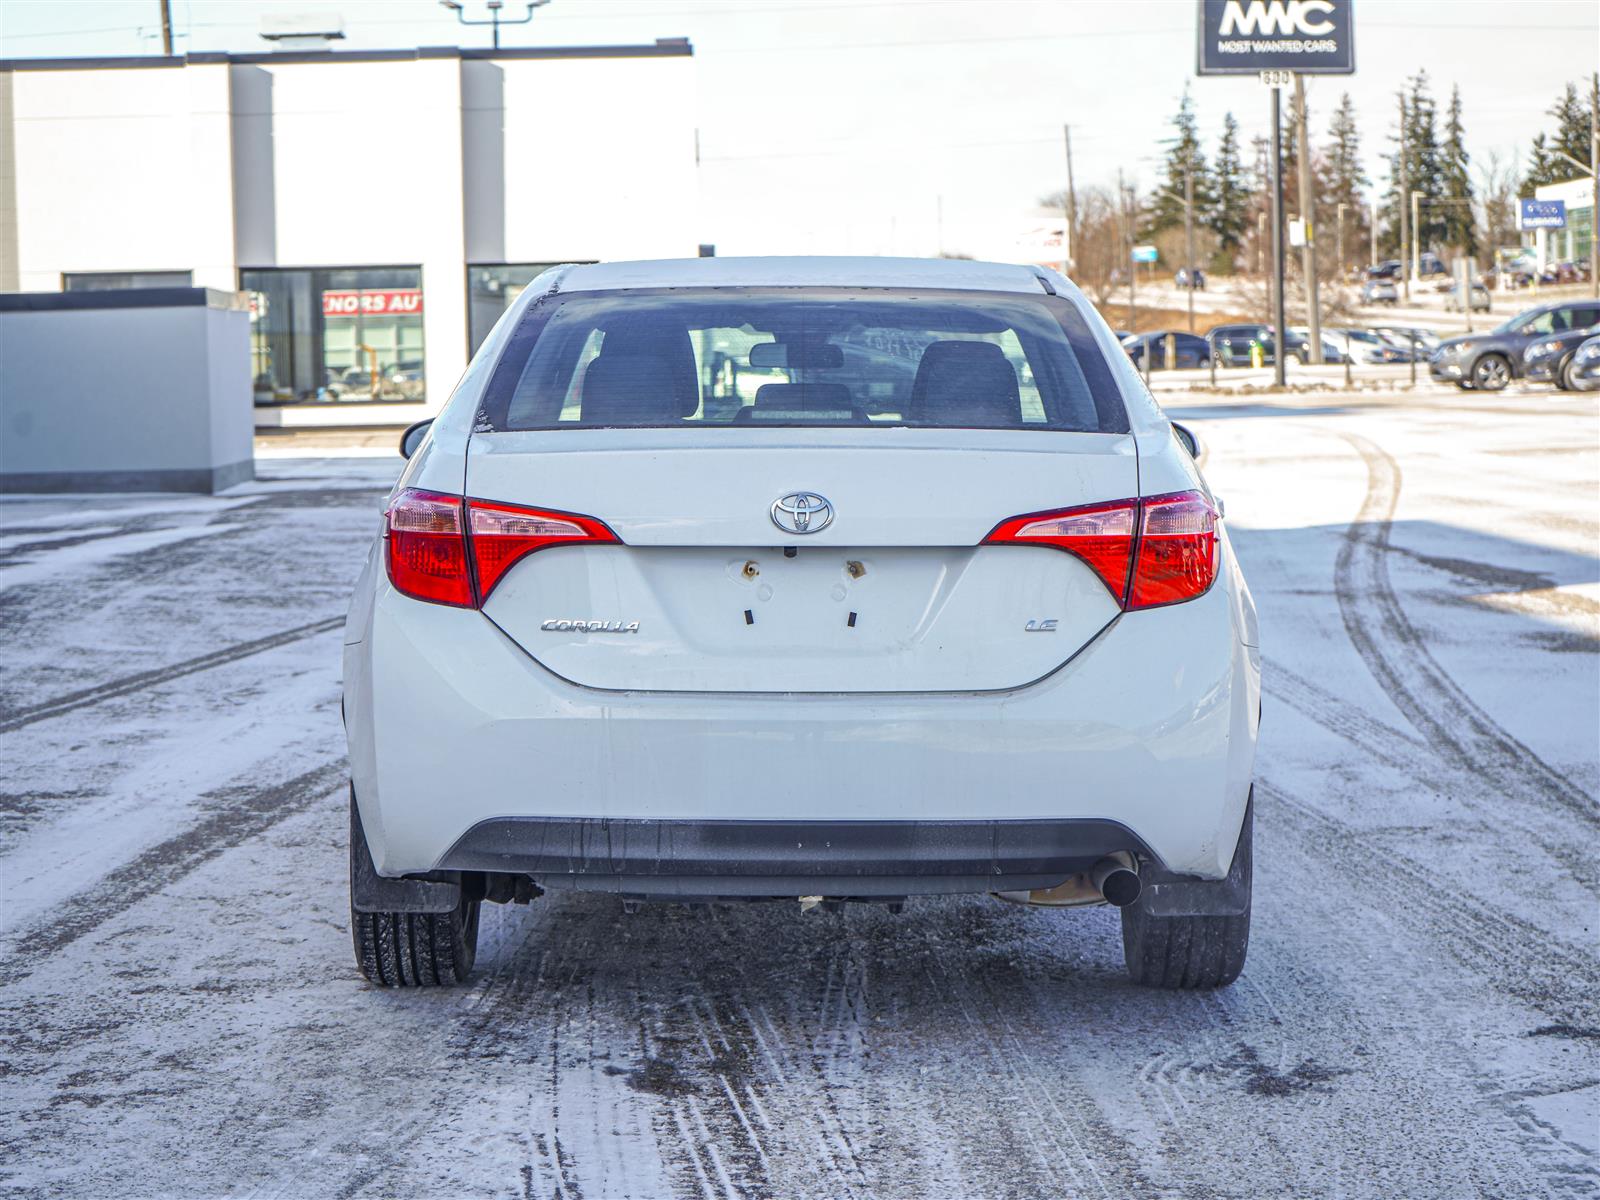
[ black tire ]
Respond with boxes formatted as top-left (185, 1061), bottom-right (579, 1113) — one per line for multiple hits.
top-left (1472, 353), bottom-right (1511, 391)
top-left (1120, 796), bottom-right (1252, 989)
top-left (1556, 354), bottom-right (1575, 391)
top-left (350, 805), bottom-right (480, 988)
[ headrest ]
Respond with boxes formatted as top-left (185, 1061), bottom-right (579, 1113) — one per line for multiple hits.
top-left (910, 340), bottom-right (1021, 427)
top-left (580, 352), bottom-right (680, 425)
top-left (736, 382), bottom-right (864, 423)
top-left (594, 326), bottom-right (700, 417)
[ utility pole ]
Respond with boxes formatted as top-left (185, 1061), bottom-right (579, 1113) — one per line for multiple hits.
top-left (1411, 189), bottom-right (1423, 283)
top-left (159, 0), bottom-right (173, 54)
top-left (1370, 198), bottom-right (1378, 270)
top-left (1592, 72), bottom-right (1598, 299)
top-left (1294, 76), bottom-right (1322, 363)
top-left (1398, 91), bottom-right (1410, 302)
top-left (1184, 156), bottom-right (1196, 333)
top-left (1270, 85), bottom-right (1287, 386)
top-left (1336, 202), bottom-right (1347, 279)
top-left (1063, 124), bottom-right (1078, 276)
top-left (1120, 170), bottom-right (1137, 333)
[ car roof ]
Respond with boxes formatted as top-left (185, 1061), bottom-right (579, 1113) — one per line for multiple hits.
top-left (559, 256), bottom-right (1051, 294)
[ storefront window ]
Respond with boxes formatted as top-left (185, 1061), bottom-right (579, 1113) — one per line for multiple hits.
top-left (468, 264), bottom-right (566, 355)
top-left (64, 270), bottom-right (192, 290)
top-left (241, 267), bottom-right (425, 406)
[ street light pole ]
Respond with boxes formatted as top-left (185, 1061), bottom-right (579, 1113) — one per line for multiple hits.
top-left (1411, 189), bottom-right (1424, 284)
top-left (1336, 202), bottom-right (1347, 280)
top-left (1184, 156), bottom-right (1196, 334)
top-left (1398, 92), bottom-right (1410, 302)
top-left (438, 0), bottom-right (549, 49)
top-left (1269, 85), bottom-right (1287, 387)
top-left (1294, 75), bottom-right (1322, 363)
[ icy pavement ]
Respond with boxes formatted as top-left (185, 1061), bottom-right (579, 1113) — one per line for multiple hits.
top-left (1, 393), bottom-right (1596, 1198)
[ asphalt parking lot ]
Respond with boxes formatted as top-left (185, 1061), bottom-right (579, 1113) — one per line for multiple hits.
top-left (1, 382), bottom-right (1596, 1198)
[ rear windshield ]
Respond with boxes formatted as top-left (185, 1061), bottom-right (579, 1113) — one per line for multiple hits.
top-left (477, 288), bottom-right (1129, 433)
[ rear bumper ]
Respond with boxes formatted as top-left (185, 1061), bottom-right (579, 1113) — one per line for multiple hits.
top-left (345, 546), bottom-right (1260, 883)
top-left (437, 816), bottom-right (1154, 897)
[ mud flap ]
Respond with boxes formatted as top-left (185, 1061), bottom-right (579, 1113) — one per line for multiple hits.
top-left (1134, 790), bottom-right (1253, 918)
top-left (349, 787), bottom-right (462, 914)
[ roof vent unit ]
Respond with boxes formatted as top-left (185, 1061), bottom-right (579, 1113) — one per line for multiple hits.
top-left (259, 13), bottom-right (347, 50)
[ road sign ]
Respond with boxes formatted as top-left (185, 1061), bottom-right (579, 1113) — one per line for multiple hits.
top-left (1197, 0), bottom-right (1356, 75)
top-left (1288, 218), bottom-right (1308, 247)
top-left (1517, 199), bottom-right (1567, 231)
top-left (1132, 245), bottom-right (1159, 264)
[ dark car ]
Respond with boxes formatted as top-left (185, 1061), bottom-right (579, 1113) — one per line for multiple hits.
top-left (1366, 260), bottom-right (1403, 280)
top-left (1569, 334), bottom-right (1600, 390)
top-left (1206, 323), bottom-right (1275, 367)
top-left (1124, 331), bottom-right (1210, 369)
top-left (1522, 323), bottom-right (1600, 389)
top-left (1429, 300), bottom-right (1600, 391)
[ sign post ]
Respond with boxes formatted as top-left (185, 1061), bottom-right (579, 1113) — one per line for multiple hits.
top-left (1197, 0), bottom-right (1355, 387)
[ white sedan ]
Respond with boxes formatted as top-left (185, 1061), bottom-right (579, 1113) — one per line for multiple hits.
top-left (342, 256), bottom-right (1261, 990)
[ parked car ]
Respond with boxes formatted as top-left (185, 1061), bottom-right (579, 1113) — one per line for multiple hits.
top-left (1445, 281), bottom-right (1491, 312)
top-left (1366, 260), bottom-right (1402, 280)
top-left (1361, 279), bottom-right (1399, 305)
top-left (1370, 326), bottom-right (1441, 355)
top-left (1283, 328), bottom-right (1349, 364)
top-left (1206, 323), bottom-right (1275, 367)
top-left (345, 256), bottom-right (1260, 990)
top-left (1174, 268), bottom-right (1207, 290)
top-left (1330, 328), bottom-right (1417, 364)
top-left (1568, 334), bottom-right (1600, 390)
top-left (1124, 330), bottom-right (1211, 369)
top-left (1429, 300), bottom-right (1600, 390)
top-left (1522, 323), bottom-right (1600, 389)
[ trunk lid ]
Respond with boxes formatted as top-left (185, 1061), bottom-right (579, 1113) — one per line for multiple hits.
top-left (467, 428), bottom-right (1136, 693)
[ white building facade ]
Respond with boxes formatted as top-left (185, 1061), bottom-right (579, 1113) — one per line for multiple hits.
top-left (0, 40), bottom-right (698, 426)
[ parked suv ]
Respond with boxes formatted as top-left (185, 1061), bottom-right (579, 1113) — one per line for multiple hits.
top-left (1207, 323), bottom-right (1275, 366)
top-left (344, 257), bottom-right (1261, 991)
top-left (1429, 300), bottom-right (1600, 390)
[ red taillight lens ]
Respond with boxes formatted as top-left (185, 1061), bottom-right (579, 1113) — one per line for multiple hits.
top-left (1129, 491), bottom-right (1218, 608)
top-left (983, 489), bottom-right (1218, 610)
top-left (385, 489), bottom-right (474, 608)
top-left (984, 499), bottom-right (1138, 602)
top-left (384, 489), bottom-right (619, 608)
top-left (467, 499), bottom-right (618, 600)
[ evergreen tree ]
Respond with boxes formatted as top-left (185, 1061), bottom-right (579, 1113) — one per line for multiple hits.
top-left (1521, 80), bottom-right (1597, 193)
top-left (1383, 72), bottom-right (1444, 258)
top-left (1210, 112), bottom-right (1250, 259)
top-left (1145, 86), bottom-right (1214, 238)
top-left (1439, 85), bottom-right (1477, 256)
top-left (1323, 93), bottom-right (1370, 268)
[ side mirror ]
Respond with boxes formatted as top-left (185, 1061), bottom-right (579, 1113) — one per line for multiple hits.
top-left (1171, 421), bottom-right (1201, 460)
top-left (399, 419), bottom-right (433, 460)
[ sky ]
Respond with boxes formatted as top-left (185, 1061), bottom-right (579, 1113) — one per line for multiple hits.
top-left (1, 0), bottom-right (1595, 259)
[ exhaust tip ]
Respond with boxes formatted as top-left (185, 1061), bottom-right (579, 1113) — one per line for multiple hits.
top-left (1091, 858), bottom-right (1142, 907)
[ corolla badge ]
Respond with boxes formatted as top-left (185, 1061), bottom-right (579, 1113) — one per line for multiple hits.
top-left (541, 619), bottom-right (639, 633)
top-left (771, 492), bottom-right (833, 535)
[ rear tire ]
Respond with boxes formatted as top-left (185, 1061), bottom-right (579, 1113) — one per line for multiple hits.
top-left (1120, 796), bottom-right (1252, 989)
top-left (1472, 353), bottom-right (1511, 391)
top-left (350, 798), bottom-right (480, 988)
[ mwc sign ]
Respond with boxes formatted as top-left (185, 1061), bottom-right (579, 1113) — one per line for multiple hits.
top-left (322, 289), bottom-right (425, 317)
top-left (1196, 0), bottom-right (1355, 74)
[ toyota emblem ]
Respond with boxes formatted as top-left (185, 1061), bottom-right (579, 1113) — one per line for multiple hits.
top-left (770, 492), bottom-right (833, 535)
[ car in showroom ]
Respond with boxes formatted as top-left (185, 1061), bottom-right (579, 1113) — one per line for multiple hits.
top-left (1522, 323), bottom-right (1600, 389)
top-left (342, 257), bottom-right (1261, 991)
top-left (1429, 299), bottom-right (1600, 390)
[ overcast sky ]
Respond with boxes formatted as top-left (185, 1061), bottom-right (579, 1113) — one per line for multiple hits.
top-left (2, 0), bottom-right (1595, 258)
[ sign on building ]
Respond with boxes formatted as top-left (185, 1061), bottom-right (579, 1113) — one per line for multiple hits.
top-left (1517, 199), bottom-right (1568, 231)
top-left (321, 289), bottom-right (425, 316)
top-left (1196, 0), bottom-right (1356, 75)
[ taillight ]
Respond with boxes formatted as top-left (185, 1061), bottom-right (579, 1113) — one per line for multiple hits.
top-left (384, 488), bottom-right (617, 608)
top-left (984, 500), bottom-right (1138, 602)
top-left (385, 489), bottom-right (474, 608)
top-left (467, 499), bottom-right (617, 599)
top-left (1128, 491), bottom-right (1218, 609)
top-left (983, 489), bottom-right (1217, 610)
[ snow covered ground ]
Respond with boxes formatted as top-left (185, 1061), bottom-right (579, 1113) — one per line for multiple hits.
top-left (1, 386), bottom-right (1596, 1198)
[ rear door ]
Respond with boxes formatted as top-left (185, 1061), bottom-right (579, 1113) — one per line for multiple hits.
top-left (465, 283), bottom-right (1138, 694)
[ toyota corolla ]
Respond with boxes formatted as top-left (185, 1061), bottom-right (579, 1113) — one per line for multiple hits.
top-left (342, 257), bottom-right (1260, 990)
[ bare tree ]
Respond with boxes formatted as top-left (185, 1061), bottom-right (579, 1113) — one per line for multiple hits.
top-left (1042, 185), bottom-right (1121, 304)
top-left (1476, 149), bottom-right (1518, 258)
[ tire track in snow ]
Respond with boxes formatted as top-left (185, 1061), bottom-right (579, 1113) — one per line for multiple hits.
top-left (1331, 431), bottom-right (1596, 830)
top-left (1257, 779), bottom-right (1598, 1029)
top-left (0, 761), bottom-right (346, 985)
top-left (0, 616), bottom-right (345, 734)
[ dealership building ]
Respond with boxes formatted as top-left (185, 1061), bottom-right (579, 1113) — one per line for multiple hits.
top-left (0, 38), bottom-right (698, 426)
